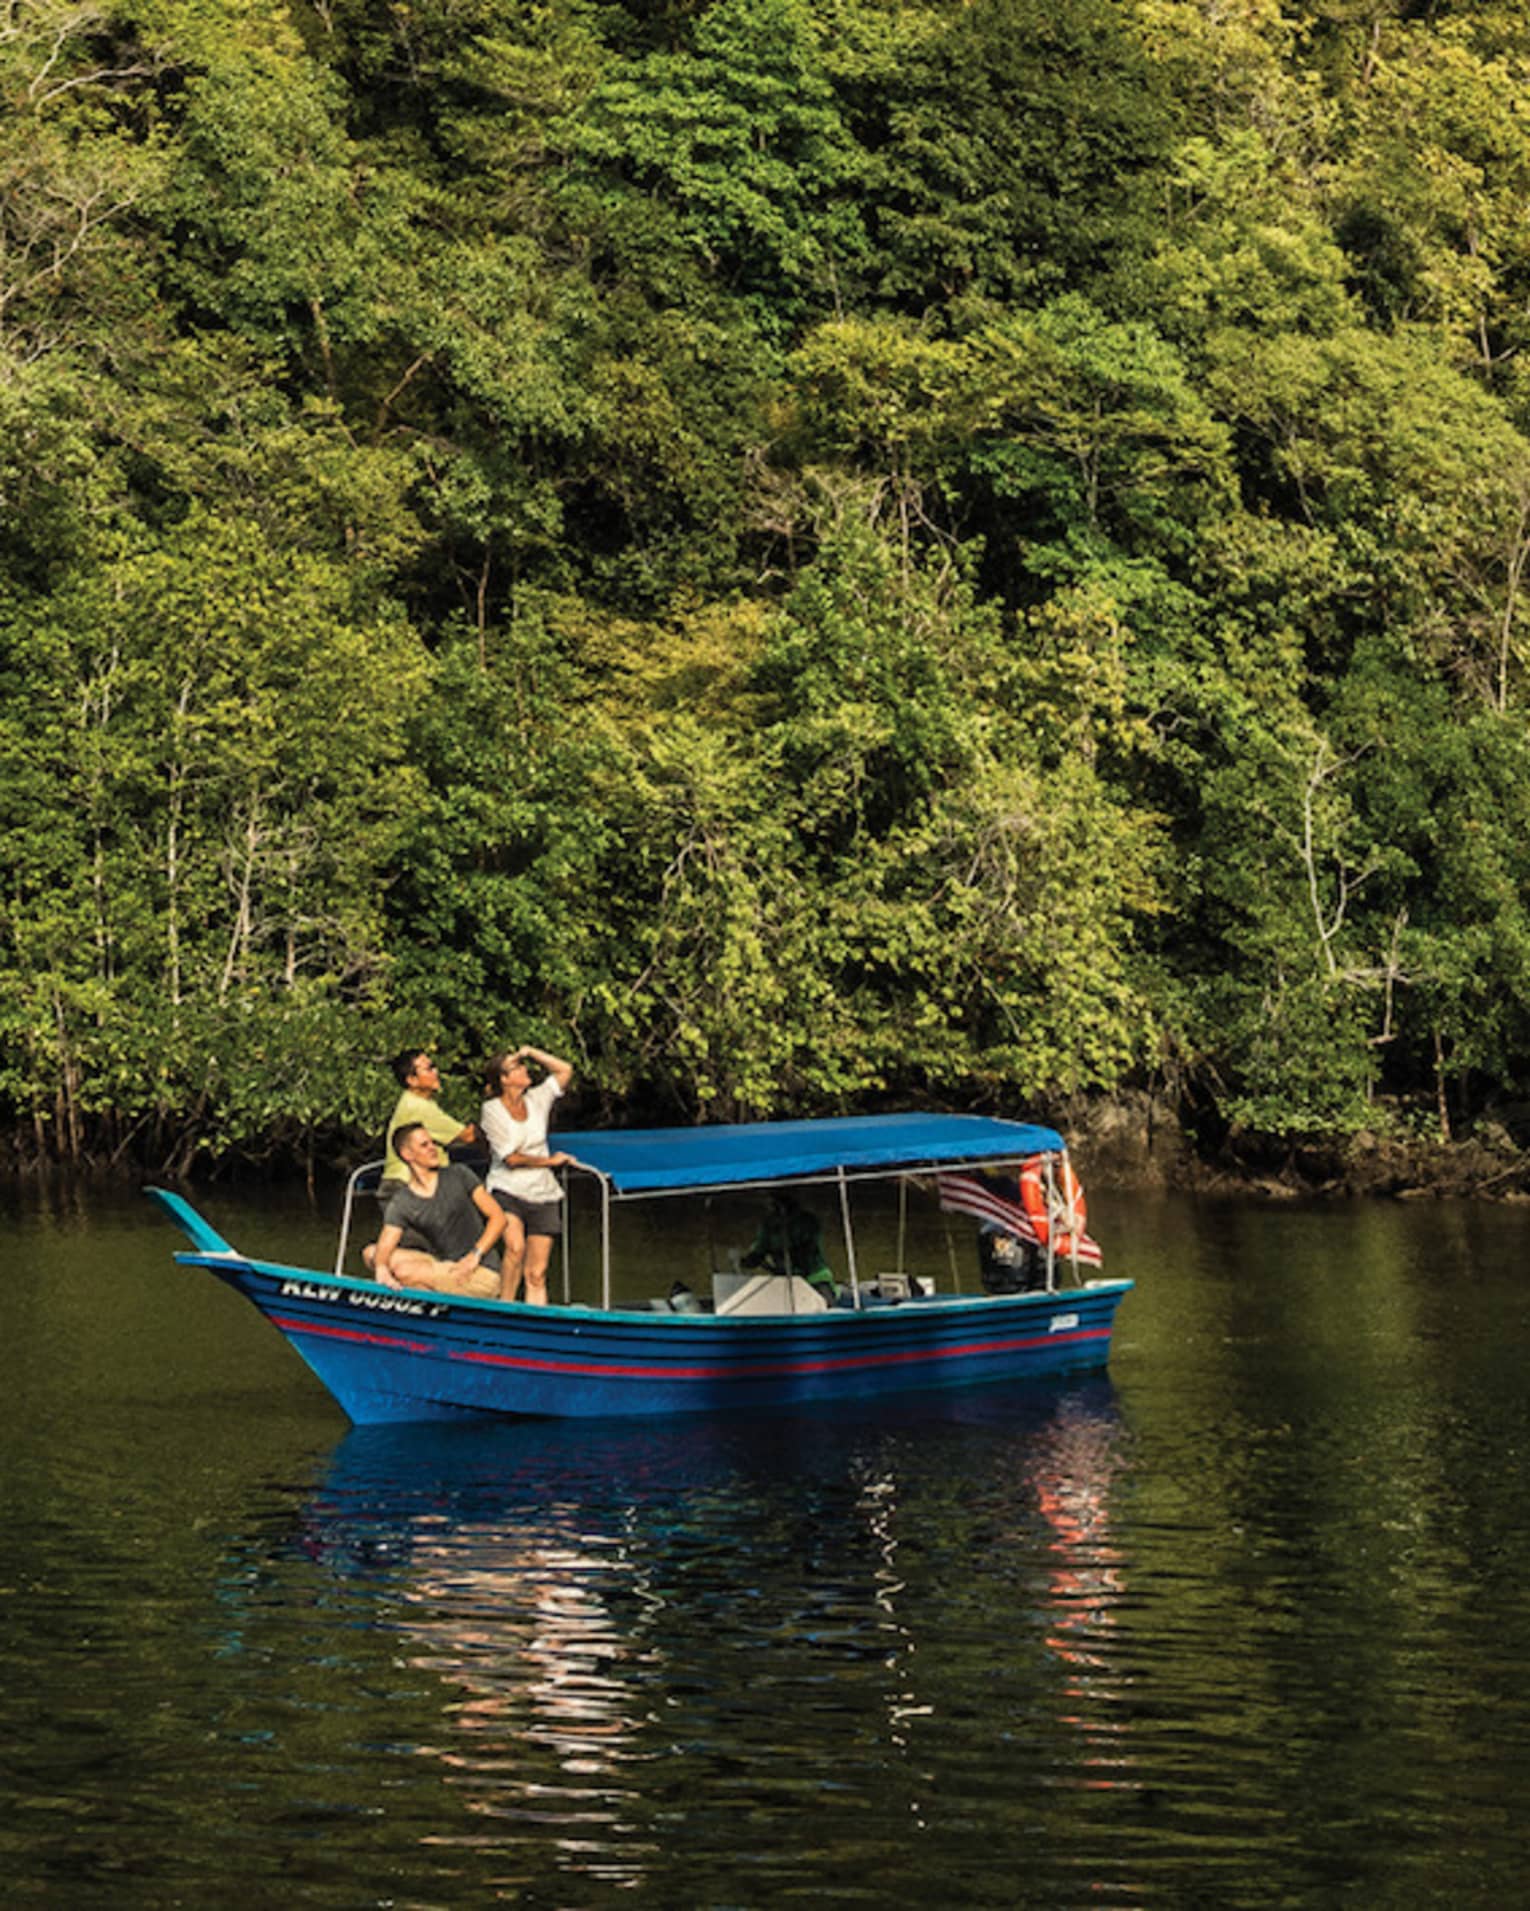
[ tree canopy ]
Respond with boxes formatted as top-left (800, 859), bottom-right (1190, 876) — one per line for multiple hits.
top-left (7, 0), bottom-right (1530, 1170)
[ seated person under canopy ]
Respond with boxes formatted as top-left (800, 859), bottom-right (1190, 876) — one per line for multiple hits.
top-left (369, 1123), bottom-right (507, 1299)
top-left (741, 1190), bottom-right (836, 1298)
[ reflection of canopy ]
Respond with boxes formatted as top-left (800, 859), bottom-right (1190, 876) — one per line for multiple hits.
top-left (556, 1113), bottom-right (1065, 1197)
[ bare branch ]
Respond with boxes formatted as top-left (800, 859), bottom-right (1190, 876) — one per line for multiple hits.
top-left (1300, 739), bottom-right (1377, 976)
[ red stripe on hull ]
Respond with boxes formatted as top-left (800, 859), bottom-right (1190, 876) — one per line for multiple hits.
top-left (271, 1315), bottom-right (434, 1355)
top-left (270, 1310), bottom-right (1111, 1381)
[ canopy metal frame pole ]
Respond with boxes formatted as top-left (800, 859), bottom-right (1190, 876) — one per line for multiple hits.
top-left (561, 1172), bottom-right (571, 1305)
top-left (896, 1175), bottom-right (908, 1277)
top-left (600, 1175), bottom-right (612, 1310)
top-left (1044, 1156), bottom-right (1057, 1292)
top-left (564, 1159), bottom-right (614, 1310)
top-left (837, 1166), bottom-right (862, 1308)
top-left (335, 1179), bottom-right (359, 1280)
top-left (334, 1160), bottom-right (382, 1278)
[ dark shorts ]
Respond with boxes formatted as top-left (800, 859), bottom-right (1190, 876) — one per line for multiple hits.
top-left (495, 1193), bottom-right (564, 1239)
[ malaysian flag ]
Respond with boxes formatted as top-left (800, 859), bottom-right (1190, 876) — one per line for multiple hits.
top-left (936, 1167), bottom-right (1104, 1268)
top-left (936, 1170), bottom-right (1039, 1244)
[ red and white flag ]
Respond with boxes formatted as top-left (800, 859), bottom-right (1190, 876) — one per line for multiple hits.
top-left (936, 1171), bottom-right (1040, 1244)
top-left (936, 1168), bottom-right (1104, 1267)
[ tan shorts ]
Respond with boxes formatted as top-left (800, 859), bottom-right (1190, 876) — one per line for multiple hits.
top-left (391, 1254), bottom-right (499, 1300)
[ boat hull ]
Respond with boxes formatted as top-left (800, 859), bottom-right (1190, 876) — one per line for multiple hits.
top-left (182, 1251), bottom-right (1132, 1425)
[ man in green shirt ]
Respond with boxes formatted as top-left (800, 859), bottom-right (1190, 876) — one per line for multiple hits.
top-left (380, 1048), bottom-right (479, 1192)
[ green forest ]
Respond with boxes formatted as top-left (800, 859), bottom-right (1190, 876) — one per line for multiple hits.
top-left (7, 0), bottom-right (1530, 1175)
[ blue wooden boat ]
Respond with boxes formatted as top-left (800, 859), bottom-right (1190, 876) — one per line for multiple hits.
top-left (150, 1113), bottom-right (1131, 1425)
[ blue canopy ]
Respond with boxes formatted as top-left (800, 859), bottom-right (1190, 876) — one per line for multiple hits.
top-left (555, 1112), bottom-right (1066, 1197)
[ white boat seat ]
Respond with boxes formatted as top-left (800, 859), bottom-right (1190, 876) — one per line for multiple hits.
top-left (711, 1272), bottom-right (829, 1315)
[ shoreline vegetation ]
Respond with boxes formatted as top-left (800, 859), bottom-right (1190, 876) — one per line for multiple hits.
top-left (10, 5), bottom-right (1530, 1190)
top-left (1071, 1096), bottom-right (1530, 1204)
top-left (5, 1092), bottom-right (1527, 1208)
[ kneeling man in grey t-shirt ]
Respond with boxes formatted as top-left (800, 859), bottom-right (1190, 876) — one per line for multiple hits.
top-left (371, 1123), bottom-right (506, 1299)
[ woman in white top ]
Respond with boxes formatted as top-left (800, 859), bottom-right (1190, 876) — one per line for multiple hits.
top-left (480, 1045), bottom-right (574, 1305)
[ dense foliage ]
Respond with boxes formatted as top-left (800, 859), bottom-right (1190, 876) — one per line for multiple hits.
top-left (7, 0), bottom-right (1530, 1170)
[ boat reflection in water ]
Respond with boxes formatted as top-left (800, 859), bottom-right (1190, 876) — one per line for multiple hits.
top-left (297, 1378), bottom-right (1133, 1891)
top-left (1031, 1399), bottom-right (1130, 1784)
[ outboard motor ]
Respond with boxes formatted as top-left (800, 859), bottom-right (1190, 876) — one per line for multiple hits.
top-left (977, 1226), bottom-right (1043, 1294)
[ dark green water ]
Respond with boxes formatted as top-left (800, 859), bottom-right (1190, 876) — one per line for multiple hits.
top-left (5, 1180), bottom-right (1530, 1905)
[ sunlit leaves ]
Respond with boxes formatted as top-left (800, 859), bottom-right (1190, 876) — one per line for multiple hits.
top-left (561, 0), bottom-right (869, 330)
